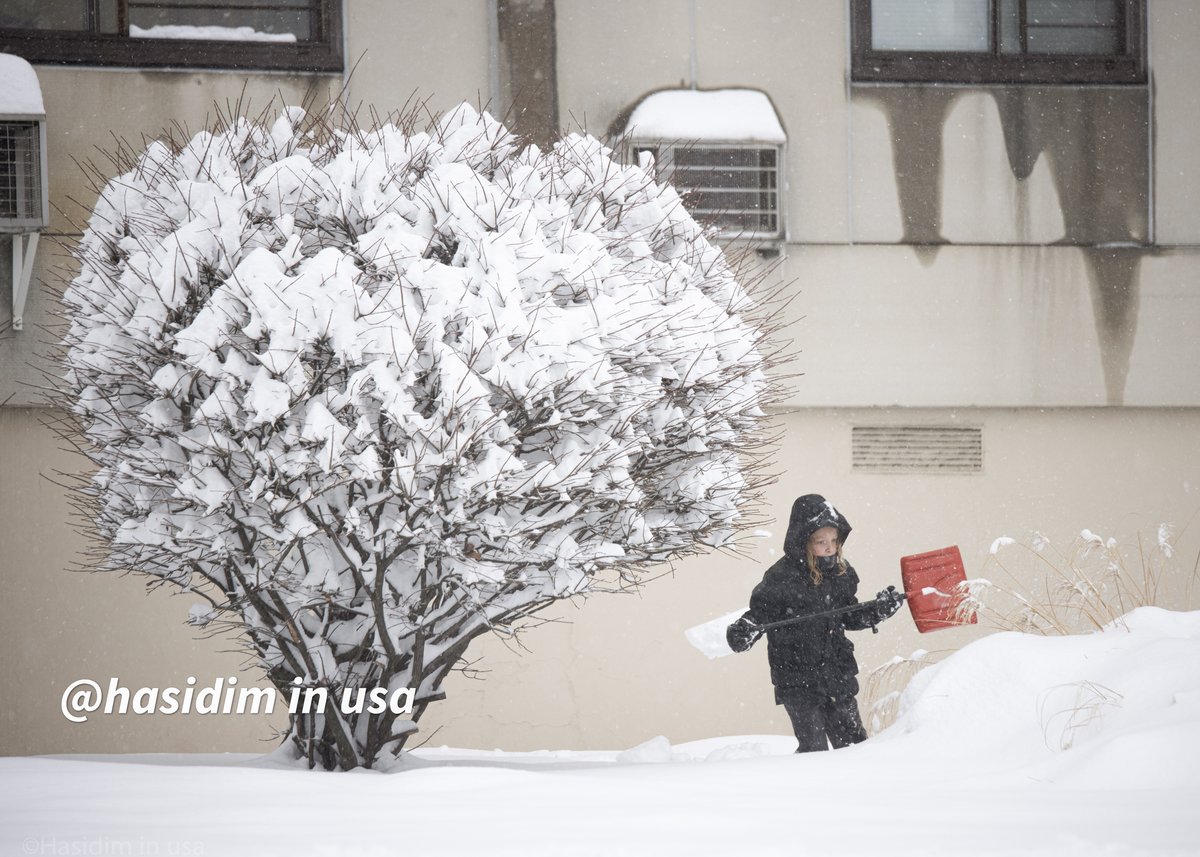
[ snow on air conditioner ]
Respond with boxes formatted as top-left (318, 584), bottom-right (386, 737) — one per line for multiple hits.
top-left (622, 88), bottom-right (787, 247)
top-left (1, 53), bottom-right (48, 332)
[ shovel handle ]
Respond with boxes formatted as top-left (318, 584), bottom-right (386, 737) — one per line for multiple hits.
top-left (755, 592), bottom-right (908, 632)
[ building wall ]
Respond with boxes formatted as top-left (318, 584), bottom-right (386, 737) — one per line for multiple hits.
top-left (7, 402), bottom-right (1194, 755)
top-left (418, 404), bottom-right (1200, 750)
top-left (558, 1), bottom-right (1200, 411)
top-left (339, 0), bottom-right (492, 122)
top-left (769, 244), bottom-right (1200, 408)
top-left (2, 1), bottom-right (1198, 757)
top-left (1151, 1), bottom-right (1200, 246)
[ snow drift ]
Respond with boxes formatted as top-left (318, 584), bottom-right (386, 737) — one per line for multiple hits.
top-left (4, 609), bottom-right (1196, 856)
top-left (880, 606), bottom-right (1200, 789)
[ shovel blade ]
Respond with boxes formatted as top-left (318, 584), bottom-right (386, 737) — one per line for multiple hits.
top-left (684, 607), bottom-right (748, 659)
top-left (901, 545), bottom-right (975, 633)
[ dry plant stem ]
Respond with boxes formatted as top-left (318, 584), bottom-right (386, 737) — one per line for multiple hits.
top-left (982, 524), bottom-right (1198, 637)
top-left (1038, 680), bottom-right (1123, 751)
top-left (862, 650), bottom-right (941, 734)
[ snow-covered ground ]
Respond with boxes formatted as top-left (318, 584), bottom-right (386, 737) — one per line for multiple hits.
top-left (3, 607), bottom-right (1197, 857)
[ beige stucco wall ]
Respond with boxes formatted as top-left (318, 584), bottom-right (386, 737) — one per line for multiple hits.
top-left (557, 1), bottom-right (1200, 250)
top-left (36, 69), bottom-right (340, 237)
top-left (767, 244), bottom-right (1200, 408)
top-left (849, 87), bottom-right (1149, 246)
top-left (0, 406), bottom-right (288, 754)
top-left (554, 1), bottom-right (1198, 410)
top-left (7, 2), bottom-right (1198, 409)
top-left (342, 0), bottom-right (491, 122)
top-left (4, 404), bottom-right (1196, 755)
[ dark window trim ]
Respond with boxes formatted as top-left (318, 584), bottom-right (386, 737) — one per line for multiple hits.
top-left (850, 0), bottom-right (1146, 85)
top-left (0, 0), bottom-right (342, 73)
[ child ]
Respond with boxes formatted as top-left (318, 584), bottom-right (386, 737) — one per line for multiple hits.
top-left (727, 493), bottom-right (903, 753)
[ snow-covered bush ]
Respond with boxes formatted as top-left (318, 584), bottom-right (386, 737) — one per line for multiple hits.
top-left (60, 103), bottom-right (775, 769)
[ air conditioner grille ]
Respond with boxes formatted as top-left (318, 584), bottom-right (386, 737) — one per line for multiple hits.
top-left (852, 425), bottom-right (982, 473)
top-left (0, 121), bottom-right (43, 223)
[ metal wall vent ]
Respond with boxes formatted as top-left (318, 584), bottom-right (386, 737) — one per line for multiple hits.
top-left (852, 426), bottom-right (982, 473)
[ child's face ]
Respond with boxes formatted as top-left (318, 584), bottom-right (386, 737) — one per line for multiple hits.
top-left (809, 526), bottom-right (840, 557)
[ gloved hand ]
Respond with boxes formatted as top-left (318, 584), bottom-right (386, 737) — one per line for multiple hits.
top-left (873, 585), bottom-right (904, 621)
top-left (726, 616), bottom-right (764, 653)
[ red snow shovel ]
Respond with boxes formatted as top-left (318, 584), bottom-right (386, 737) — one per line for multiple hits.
top-left (751, 545), bottom-right (974, 635)
top-left (900, 545), bottom-right (975, 633)
top-left (687, 546), bottom-right (974, 658)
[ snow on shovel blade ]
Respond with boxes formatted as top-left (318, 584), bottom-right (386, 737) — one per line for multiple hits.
top-left (901, 545), bottom-right (975, 633)
top-left (684, 607), bottom-right (747, 659)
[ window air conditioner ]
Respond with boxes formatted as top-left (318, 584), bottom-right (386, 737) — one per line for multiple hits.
top-left (1, 53), bottom-right (48, 332)
top-left (622, 88), bottom-right (788, 251)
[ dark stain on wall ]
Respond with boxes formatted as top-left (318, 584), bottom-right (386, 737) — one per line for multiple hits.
top-left (1083, 247), bottom-right (1143, 406)
top-left (498, 0), bottom-right (559, 148)
top-left (854, 87), bottom-right (956, 260)
top-left (991, 88), bottom-right (1149, 244)
top-left (855, 84), bottom-right (1151, 403)
top-left (995, 88), bottom-right (1149, 405)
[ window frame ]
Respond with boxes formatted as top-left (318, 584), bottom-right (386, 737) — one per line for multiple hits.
top-left (850, 0), bottom-right (1146, 85)
top-left (0, 0), bottom-right (343, 73)
top-left (633, 141), bottom-right (786, 243)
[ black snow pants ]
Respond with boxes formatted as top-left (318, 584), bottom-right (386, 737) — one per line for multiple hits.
top-left (782, 694), bottom-right (867, 753)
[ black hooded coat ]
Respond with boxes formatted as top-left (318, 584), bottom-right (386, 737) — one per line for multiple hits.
top-left (730, 494), bottom-right (892, 704)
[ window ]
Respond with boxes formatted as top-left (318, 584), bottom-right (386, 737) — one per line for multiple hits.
top-left (0, 0), bottom-right (342, 72)
top-left (636, 143), bottom-right (783, 241)
top-left (851, 0), bottom-right (1145, 84)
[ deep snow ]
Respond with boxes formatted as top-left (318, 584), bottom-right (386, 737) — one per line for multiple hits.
top-left (2, 607), bottom-right (1196, 856)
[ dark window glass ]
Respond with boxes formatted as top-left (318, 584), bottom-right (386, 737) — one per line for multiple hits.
top-left (128, 0), bottom-right (313, 40)
top-left (0, 0), bottom-right (94, 30)
top-left (1023, 0), bottom-right (1122, 54)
